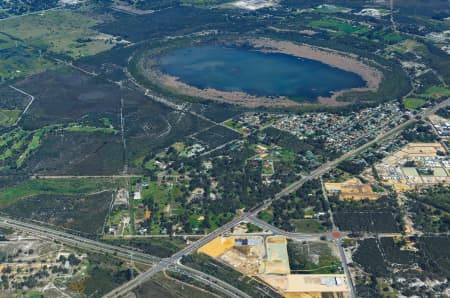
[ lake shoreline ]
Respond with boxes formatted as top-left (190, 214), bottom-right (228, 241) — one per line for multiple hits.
top-left (250, 38), bottom-right (383, 106)
top-left (141, 39), bottom-right (383, 108)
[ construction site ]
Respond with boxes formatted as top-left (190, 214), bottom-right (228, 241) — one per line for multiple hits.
top-left (198, 232), bottom-right (350, 298)
top-left (373, 143), bottom-right (450, 192)
top-left (324, 178), bottom-right (379, 201)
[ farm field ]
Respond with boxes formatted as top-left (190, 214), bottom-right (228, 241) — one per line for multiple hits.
top-left (0, 9), bottom-right (114, 58)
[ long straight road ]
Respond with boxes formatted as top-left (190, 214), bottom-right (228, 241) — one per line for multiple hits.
top-left (4, 92), bottom-right (447, 297)
top-left (104, 215), bottom-right (250, 297)
top-left (320, 177), bottom-right (356, 298)
top-left (0, 216), bottom-right (159, 264)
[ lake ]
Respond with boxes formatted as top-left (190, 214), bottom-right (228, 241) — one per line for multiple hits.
top-left (159, 46), bottom-right (366, 101)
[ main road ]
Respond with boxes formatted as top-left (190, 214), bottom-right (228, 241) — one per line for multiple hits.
top-left (0, 216), bottom-right (159, 265)
top-left (105, 97), bottom-right (450, 297)
top-left (3, 97), bottom-right (448, 297)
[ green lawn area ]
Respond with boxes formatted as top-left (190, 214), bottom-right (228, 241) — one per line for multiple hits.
top-left (278, 149), bottom-right (296, 163)
top-left (0, 10), bottom-right (113, 58)
top-left (223, 119), bottom-right (245, 134)
top-left (310, 18), bottom-right (369, 34)
top-left (144, 159), bottom-right (159, 172)
top-left (172, 142), bottom-right (186, 153)
top-left (403, 97), bottom-right (427, 110)
top-left (258, 210), bottom-right (274, 223)
top-left (141, 181), bottom-right (182, 208)
top-left (262, 160), bottom-right (274, 175)
top-left (373, 30), bottom-right (404, 43)
top-left (0, 178), bottom-right (121, 207)
top-left (418, 86), bottom-right (450, 99)
top-left (0, 109), bottom-right (20, 126)
top-left (0, 128), bottom-right (28, 149)
top-left (388, 39), bottom-right (425, 54)
top-left (16, 132), bottom-right (42, 168)
top-left (291, 219), bottom-right (328, 233)
top-left (0, 129), bottom-right (32, 167)
top-left (65, 125), bottom-right (118, 134)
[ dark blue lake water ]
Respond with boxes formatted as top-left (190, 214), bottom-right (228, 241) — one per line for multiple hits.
top-left (159, 46), bottom-right (366, 101)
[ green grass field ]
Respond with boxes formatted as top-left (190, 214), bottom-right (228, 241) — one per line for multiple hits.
top-left (0, 33), bottom-right (53, 79)
top-left (310, 18), bottom-right (369, 35)
top-left (0, 109), bottom-right (20, 126)
top-left (388, 39), bottom-right (425, 54)
top-left (403, 97), bottom-right (427, 110)
top-left (0, 10), bottom-right (113, 58)
top-left (291, 219), bottom-right (328, 233)
top-left (16, 132), bottom-right (42, 168)
top-left (418, 86), bottom-right (450, 99)
top-left (373, 30), bottom-right (404, 43)
top-left (0, 178), bottom-right (121, 207)
top-left (223, 119), bottom-right (246, 134)
top-left (65, 125), bottom-right (118, 134)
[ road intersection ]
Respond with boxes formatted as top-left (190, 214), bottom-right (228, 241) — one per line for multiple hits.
top-left (1, 98), bottom-right (448, 298)
top-left (104, 97), bottom-right (450, 297)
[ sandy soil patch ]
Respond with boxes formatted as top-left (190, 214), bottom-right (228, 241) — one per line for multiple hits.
top-left (268, 26), bottom-right (318, 36)
top-left (325, 178), bottom-right (379, 200)
top-left (264, 236), bottom-right (290, 274)
top-left (263, 274), bottom-right (350, 294)
top-left (198, 236), bottom-right (235, 258)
